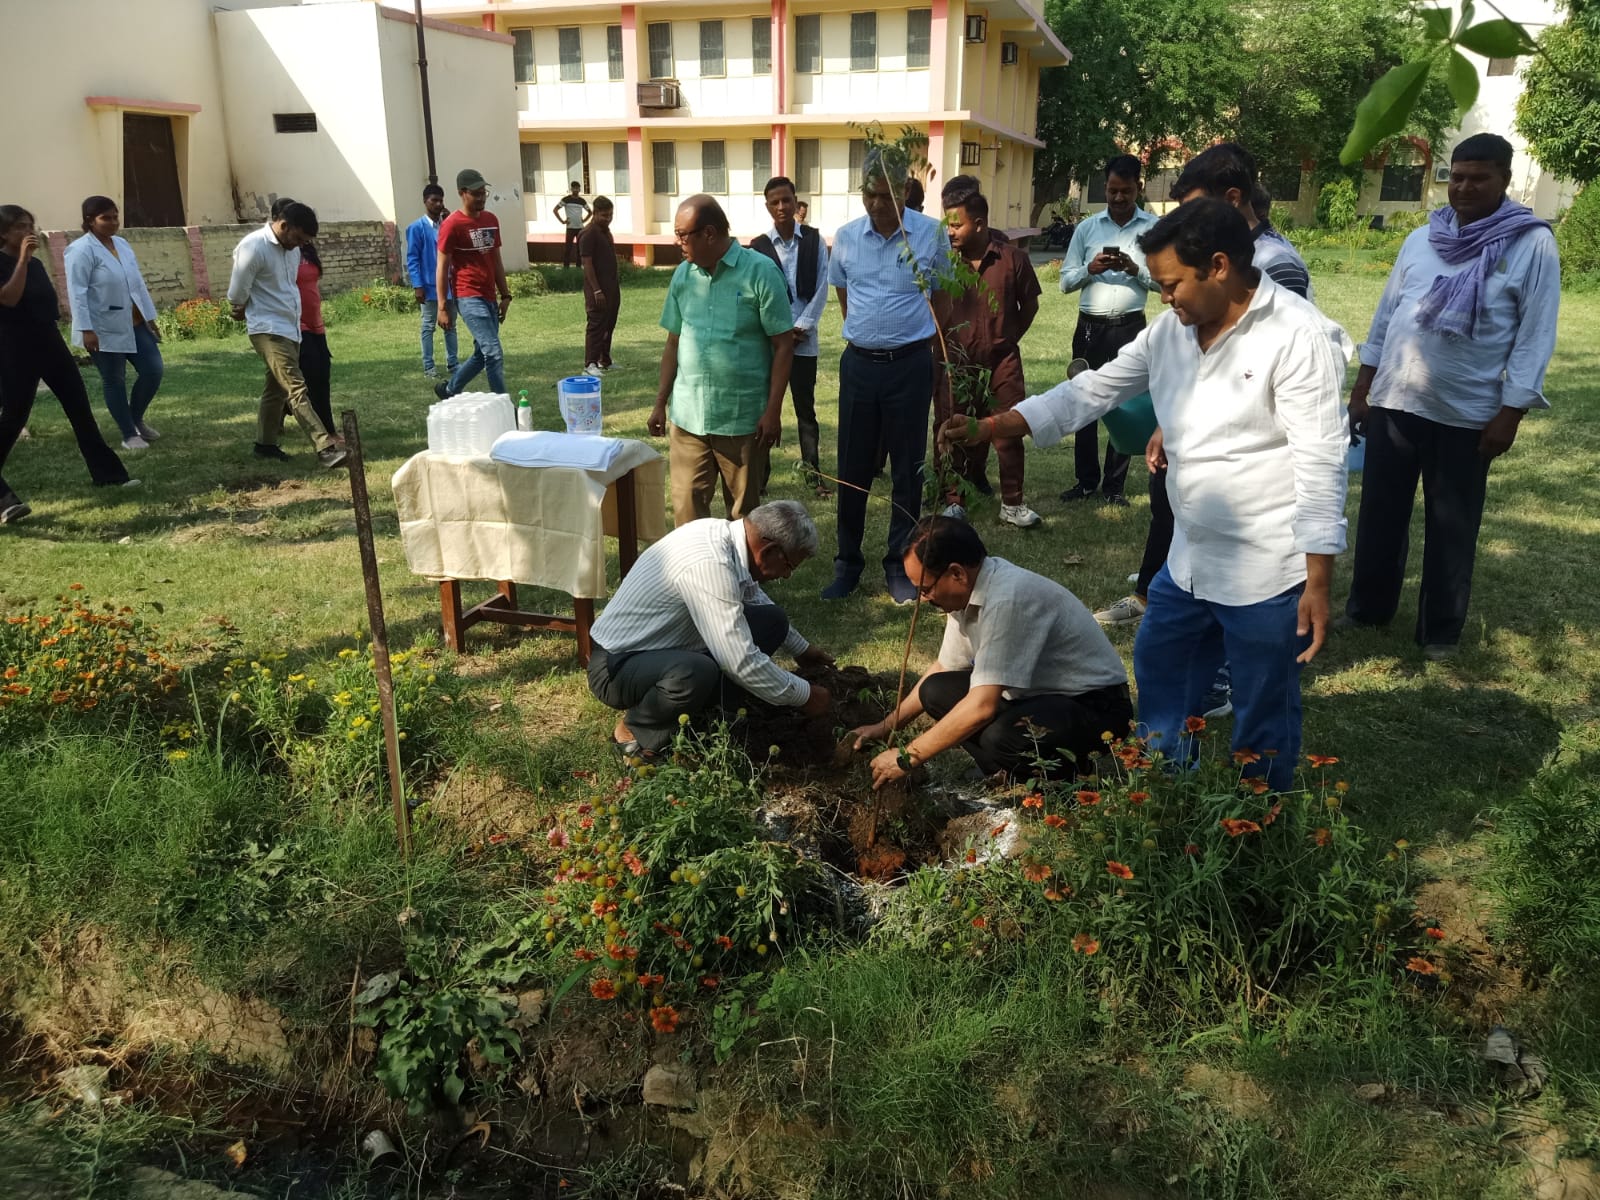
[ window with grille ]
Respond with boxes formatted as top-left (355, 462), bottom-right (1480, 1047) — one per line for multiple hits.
top-left (850, 13), bottom-right (877, 71)
top-left (848, 138), bottom-right (867, 180)
top-left (1488, 56), bottom-right (1518, 75)
top-left (700, 21), bottom-right (725, 76)
top-left (702, 141), bottom-right (727, 193)
top-left (752, 17), bottom-right (772, 74)
top-left (613, 142), bottom-right (630, 194)
top-left (1380, 164), bottom-right (1425, 202)
top-left (795, 15), bottom-right (821, 73)
top-left (519, 142), bottom-right (541, 194)
top-left (512, 29), bottom-right (534, 83)
top-left (795, 139), bottom-right (820, 195)
top-left (907, 9), bottom-right (931, 68)
top-left (647, 22), bottom-right (673, 80)
top-left (753, 139), bottom-right (772, 189)
top-left (653, 142), bottom-right (677, 195)
top-left (607, 25), bottom-right (624, 80)
top-left (566, 142), bottom-right (591, 194)
top-left (558, 28), bottom-right (582, 82)
top-left (273, 113), bottom-right (317, 133)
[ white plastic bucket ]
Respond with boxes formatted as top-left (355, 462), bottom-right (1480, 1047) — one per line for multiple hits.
top-left (558, 375), bottom-right (602, 435)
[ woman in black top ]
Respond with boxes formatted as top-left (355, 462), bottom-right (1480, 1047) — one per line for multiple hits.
top-left (0, 203), bottom-right (132, 523)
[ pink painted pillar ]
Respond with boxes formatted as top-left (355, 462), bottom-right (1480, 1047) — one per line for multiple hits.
top-left (480, 13), bottom-right (495, 32)
top-left (773, 123), bottom-right (786, 175)
top-left (929, 0), bottom-right (949, 113)
top-left (773, 0), bottom-right (787, 114)
top-left (621, 5), bottom-right (640, 120)
top-left (927, 121), bottom-right (945, 192)
top-left (628, 127), bottom-right (649, 263)
top-left (185, 226), bottom-right (211, 298)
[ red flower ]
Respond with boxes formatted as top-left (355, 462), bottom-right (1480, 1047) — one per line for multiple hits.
top-left (970, 916), bottom-right (988, 929)
top-left (1184, 843), bottom-right (1201, 856)
top-left (1043, 813), bottom-right (1068, 829)
top-left (636, 972), bottom-right (663, 988)
top-left (1184, 716), bottom-right (1207, 734)
top-left (650, 1005), bottom-right (680, 1033)
top-left (1022, 863), bottom-right (1050, 883)
top-left (1247, 778), bottom-right (1272, 795)
top-left (574, 947), bottom-right (598, 962)
top-left (547, 826), bottom-right (570, 848)
top-left (1127, 791), bottom-right (1150, 804)
top-left (1313, 827), bottom-right (1332, 847)
top-left (1425, 927), bottom-right (1446, 941)
top-left (1043, 888), bottom-right (1065, 902)
top-left (990, 822), bottom-right (1009, 839)
top-left (1405, 957), bottom-right (1438, 976)
top-left (589, 977), bottom-right (618, 1000)
top-left (1022, 792), bottom-right (1044, 809)
top-left (1262, 802), bottom-right (1282, 827)
top-left (700, 976), bottom-right (720, 990)
top-left (716, 935), bottom-right (733, 950)
top-left (1075, 789), bottom-right (1102, 806)
top-left (1105, 861), bottom-right (1134, 880)
top-left (1307, 754), bottom-right (1340, 767)
top-left (1232, 749), bottom-right (1262, 766)
top-left (487, 832), bottom-right (509, 845)
top-left (1071, 933), bottom-right (1100, 955)
top-left (1219, 818), bottom-right (1262, 837)
top-left (964, 848), bottom-right (978, 863)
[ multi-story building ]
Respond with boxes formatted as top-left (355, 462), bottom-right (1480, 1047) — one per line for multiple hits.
top-left (420, 0), bottom-right (1068, 260)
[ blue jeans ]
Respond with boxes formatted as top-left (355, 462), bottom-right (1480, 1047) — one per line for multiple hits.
top-left (1133, 565), bottom-right (1310, 792)
top-left (445, 297), bottom-right (505, 395)
top-left (90, 324), bottom-right (164, 440)
top-left (419, 298), bottom-right (458, 374)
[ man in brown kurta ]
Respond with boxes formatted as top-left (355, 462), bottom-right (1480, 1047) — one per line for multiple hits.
top-left (580, 197), bottom-right (620, 373)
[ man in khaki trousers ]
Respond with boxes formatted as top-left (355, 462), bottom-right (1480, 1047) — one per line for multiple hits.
top-left (227, 201), bottom-right (346, 468)
top-left (648, 195), bottom-right (794, 525)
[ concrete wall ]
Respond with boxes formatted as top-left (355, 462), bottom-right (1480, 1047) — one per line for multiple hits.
top-left (791, 10), bottom-right (930, 114)
top-left (515, 20), bottom-right (630, 118)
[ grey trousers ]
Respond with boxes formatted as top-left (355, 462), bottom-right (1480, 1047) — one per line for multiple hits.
top-left (587, 603), bottom-right (790, 752)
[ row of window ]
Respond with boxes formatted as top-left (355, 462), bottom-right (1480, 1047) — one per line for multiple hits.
top-left (518, 138), bottom-right (866, 198)
top-left (511, 12), bottom-right (932, 84)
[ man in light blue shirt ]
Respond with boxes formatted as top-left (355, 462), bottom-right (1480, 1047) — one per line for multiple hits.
top-left (1344, 133), bottom-right (1560, 658)
top-left (823, 146), bottom-right (951, 603)
top-left (1058, 155), bottom-right (1158, 505)
top-left (406, 184), bottom-right (457, 380)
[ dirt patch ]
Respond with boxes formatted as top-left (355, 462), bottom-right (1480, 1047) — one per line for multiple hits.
top-left (1415, 849), bottom-right (1528, 1025)
top-left (1181, 1064), bottom-right (1275, 1123)
top-left (428, 765), bottom-right (545, 840)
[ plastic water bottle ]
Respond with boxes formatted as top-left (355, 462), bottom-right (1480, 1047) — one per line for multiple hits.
top-left (517, 389), bottom-right (532, 431)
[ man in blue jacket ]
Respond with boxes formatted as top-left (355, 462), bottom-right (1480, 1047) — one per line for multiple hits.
top-left (406, 185), bottom-right (457, 380)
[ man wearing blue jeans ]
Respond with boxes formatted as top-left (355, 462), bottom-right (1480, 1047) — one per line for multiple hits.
top-left (406, 184), bottom-right (457, 379)
top-left (434, 168), bottom-right (512, 399)
top-left (940, 199), bottom-right (1351, 791)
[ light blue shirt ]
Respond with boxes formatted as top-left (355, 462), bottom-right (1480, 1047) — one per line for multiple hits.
top-left (828, 206), bottom-right (950, 348)
top-left (227, 222), bottom-right (302, 342)
top-left (1360, 214), bottom-right (1561, 429)
top-left (768, 224), bottom-right (829, 358)
top-left (1059, 208), bottom-right (1159, 317)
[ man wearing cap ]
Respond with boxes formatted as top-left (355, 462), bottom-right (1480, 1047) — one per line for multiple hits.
top-left (1343, 133), bottom-right (1560, 660)
top-left (434, 169), bottom-right (512, 399)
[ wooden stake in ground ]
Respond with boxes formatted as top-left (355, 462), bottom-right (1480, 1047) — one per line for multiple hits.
top-left (342, 411), bottom-right (412, 858)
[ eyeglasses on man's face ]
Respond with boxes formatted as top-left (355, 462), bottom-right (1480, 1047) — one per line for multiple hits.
top-left (673, 225), bottom-right (705, 244)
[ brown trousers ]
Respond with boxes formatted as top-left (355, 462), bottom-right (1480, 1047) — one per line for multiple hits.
top-left (668, 422), bottom-right (767, 526)
top-left (933, 349), bottom-right (1027, 505)
top-left (250, 333), bottom-right (334, 451)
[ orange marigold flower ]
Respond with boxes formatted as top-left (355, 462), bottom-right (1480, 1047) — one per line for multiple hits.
top-left (1184, 716), bottom-right (1207, 734)
top-left (1075, 789), bottom-right (1102, 806)
top-left (1314, 827), bottom-right (1332, 847)
top-left (964, 848), bottom-right (978, 863)
top-left (1022, 863), bottom-right (1050, 883)
top-left (1127, 791), bottom-right (1150, 804)
top-left (589, 977), bottom-right (618, 1000)
top-left (1262, 802), bottom-right (1282, 827)
top-left (1247, 778), bottom-right (1272, 795)
top-left (1307, 754), bottom-right (1340, 767)
top-left (1, 666), bottom-right (16, 679)
top-left (1232, 749), bottom-right (1262, 766)
top-left (1022, 792), bottom-right (1044, 809)
top-left (970, 916), bottom-right (988, 929)
top-left (574, 947), bottom-right (599, 962)
top-left (1184, 843), bottom-right (1201, 855)
top-left (1405, 957), bottom-right (1438, 976)
top-left (1105, 861), bottom-right (1134, 880)
top-left (1071, 933), bottom-right (1100, 955)
top-left (990, 822), bottom-right (1009, 839)
top-left (1043, 888), bottom-right (1065, 902)
top-left (700, 976), bottom-right (720, 989)
top-left (1425, 927), bottom-right (1446, 941)
top-left (1043, 813), bottom-right (1068, 829)
top-left (650, 1005), bottom-right (680, 1033)
top-left (716, 935), bottom-right (734, 950)
top-left (1219, 818), bottom-right (1263, 837)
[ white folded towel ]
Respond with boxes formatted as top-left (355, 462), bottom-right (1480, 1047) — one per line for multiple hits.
top-left (490, 431), bottom-right (625, 472)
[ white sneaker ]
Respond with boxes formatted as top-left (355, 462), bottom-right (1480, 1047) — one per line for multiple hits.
top-left (121, 435), bottom-right (150, 451)
top-left (999, 503), bottom-right (1042, 528)
top-left (940, 503), bottom-right (968, 521)
top-left (1094, 594), bottom-right (1147, 626)
top-left (584, 363), bottom-right (604, 378)
top-left (136, 421), bottom-right (161, 441)
top-left (121, 479), bottom-right (142, 488)
top-left (1127, 572), bottom-right (1139, 584)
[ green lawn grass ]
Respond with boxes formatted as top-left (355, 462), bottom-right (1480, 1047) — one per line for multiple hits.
top-left (4, 264), bottom-right (1598, 1197)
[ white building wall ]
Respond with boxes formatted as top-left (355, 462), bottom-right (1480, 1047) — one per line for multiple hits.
top-left (791, 11), bottom-right (929, 114)
top-left (516, 24), bottom-right (627, 120)
top-left (655, 18), bottom-right (774, 116)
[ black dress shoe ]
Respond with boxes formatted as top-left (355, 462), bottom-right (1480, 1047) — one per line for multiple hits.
top-left (253, 443), bottom-right (292, 462)
top-left (1059, 483), bottom-right (1096, 502)
top-left (1103, 492), bottom-right (1129, 507)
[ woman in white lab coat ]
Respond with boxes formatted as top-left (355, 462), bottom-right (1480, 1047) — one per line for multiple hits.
top-left (65, 196), bottom-right (165, 450)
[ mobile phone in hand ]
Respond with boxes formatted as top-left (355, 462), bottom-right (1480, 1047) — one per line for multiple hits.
top-left (1103, 246), bottom-right (1122, 265)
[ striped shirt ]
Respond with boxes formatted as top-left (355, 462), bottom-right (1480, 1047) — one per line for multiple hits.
top-left (590, 518), bottom-right (812, 707)
top-left (1253, 225), bottom-right (1313, 301)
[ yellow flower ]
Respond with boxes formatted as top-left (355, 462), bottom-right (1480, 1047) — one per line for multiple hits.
top-left (678, 713), bottom-right (691, 726)
top-left (351, 715), bottom-right (368, 728)
top-left (167, 749), bottom-right (189, 761)
top-left (289, 673), bottom-right (305, 683)
top-left (229, 691), bottom-right (242, 703)
top-left (338, 648), bottom-right (356, 659)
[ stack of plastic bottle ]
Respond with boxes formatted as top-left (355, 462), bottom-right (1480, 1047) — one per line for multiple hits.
top-left (426, 393), bottom-right (516, 457)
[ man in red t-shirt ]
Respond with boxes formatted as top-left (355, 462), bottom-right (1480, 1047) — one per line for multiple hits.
top-left (434, 168), bottom-right (512, 398)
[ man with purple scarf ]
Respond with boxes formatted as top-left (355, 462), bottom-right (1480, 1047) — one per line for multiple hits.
top-left (1343, 133), bottom-right (1560, 659)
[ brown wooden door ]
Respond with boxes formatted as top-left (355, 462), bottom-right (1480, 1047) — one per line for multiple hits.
top-left (122, 114), bottom-right (184, 227)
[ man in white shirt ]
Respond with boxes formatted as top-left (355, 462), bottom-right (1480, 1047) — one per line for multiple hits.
top-left (587, 500), bottom-right (835, 759)
top-left (1344, 133), bottom-right (1560, 659)
top-left (226, 202), bottom-right (346, 469)
top-left (553, 182), bottom-right (592, 268)
top-left (1058, 155), bottom-right (1159, 505)
top-left (850, 516), bottom-right (1131, 788)
top-left (940, 199), bottom-right (1352, 791)
top-left (749, 176), bottom-right (831, 494)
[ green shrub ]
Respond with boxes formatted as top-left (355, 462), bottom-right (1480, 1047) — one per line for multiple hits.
top-left (1557, 184), bottom-right (1600, 275)
top-left (1268, 203), bottom-right (1297, 231)
top-left (1383, 209), bottom-right (1429, 235)
top-left (1316, 179), bottom-right (1360, 230)
top-left (505, 268), bottom-right (550, 299)
top-left (154, 298), bottom-right (242, 341)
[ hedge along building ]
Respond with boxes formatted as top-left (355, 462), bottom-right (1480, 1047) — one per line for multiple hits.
top-left (0, 0), bottom-right (527, 312)
top-left (415, 0), bottom-right (1069, 262)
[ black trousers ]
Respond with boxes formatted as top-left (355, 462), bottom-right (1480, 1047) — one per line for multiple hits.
top-left (835, 343), bottom-right (933, 578)
top-left (587, 603), bottom-right (790, 753)
top-left (1070, 313), bottom-right (1145, 496)
top-left (299, 331), bottom-right (334, 435)
top-left (1135, 464), bottom-right (1175, 597)
top-left (920, 670), bottom-right (1134, 780)
top-left (584, 295), bottom-right (620, 368)
top-left (0, 325), bottom-right (128, 506)
top-left (1346, 406), bottom-right (1491, 647)
top-left (789, 354), bottom-right (821, 474)
top-left (562, 228), bottom-right (582, 267)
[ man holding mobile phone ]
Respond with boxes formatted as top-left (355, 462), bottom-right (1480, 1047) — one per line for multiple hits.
top-left (1058, 155), bottom-right (1159, 506)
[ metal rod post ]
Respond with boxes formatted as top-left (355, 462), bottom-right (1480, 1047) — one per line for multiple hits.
top-left (414, 0), bottom-right (438, 186)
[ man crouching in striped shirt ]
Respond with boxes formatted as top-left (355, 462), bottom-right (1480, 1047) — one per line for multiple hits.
top-left (588, 500), bottom-right (836, 760)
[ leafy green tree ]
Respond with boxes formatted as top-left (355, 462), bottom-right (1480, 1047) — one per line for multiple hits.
top-left (1516, 18), bottom-right (1600, 183)
top-left (1032, 0), bottom-right (1248, 220)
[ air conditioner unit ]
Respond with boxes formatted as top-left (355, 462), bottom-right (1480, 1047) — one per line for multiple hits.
top-left (1433, 163), bottom-right (1451, 183)
top-left (1000, 41), bottom-right (1019, 65)
top-left (637, 81), bottom-right (681, 108)
top-left (964, 14), bottom-right (987, 42)
top-left (960, 141), bottom-right (982, 167)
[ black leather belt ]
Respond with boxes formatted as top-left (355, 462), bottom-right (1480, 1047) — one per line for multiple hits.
top-left (847, 339), bottom-right (931, 363)
top-left (1079, 311), bottom-right (1145, 327)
